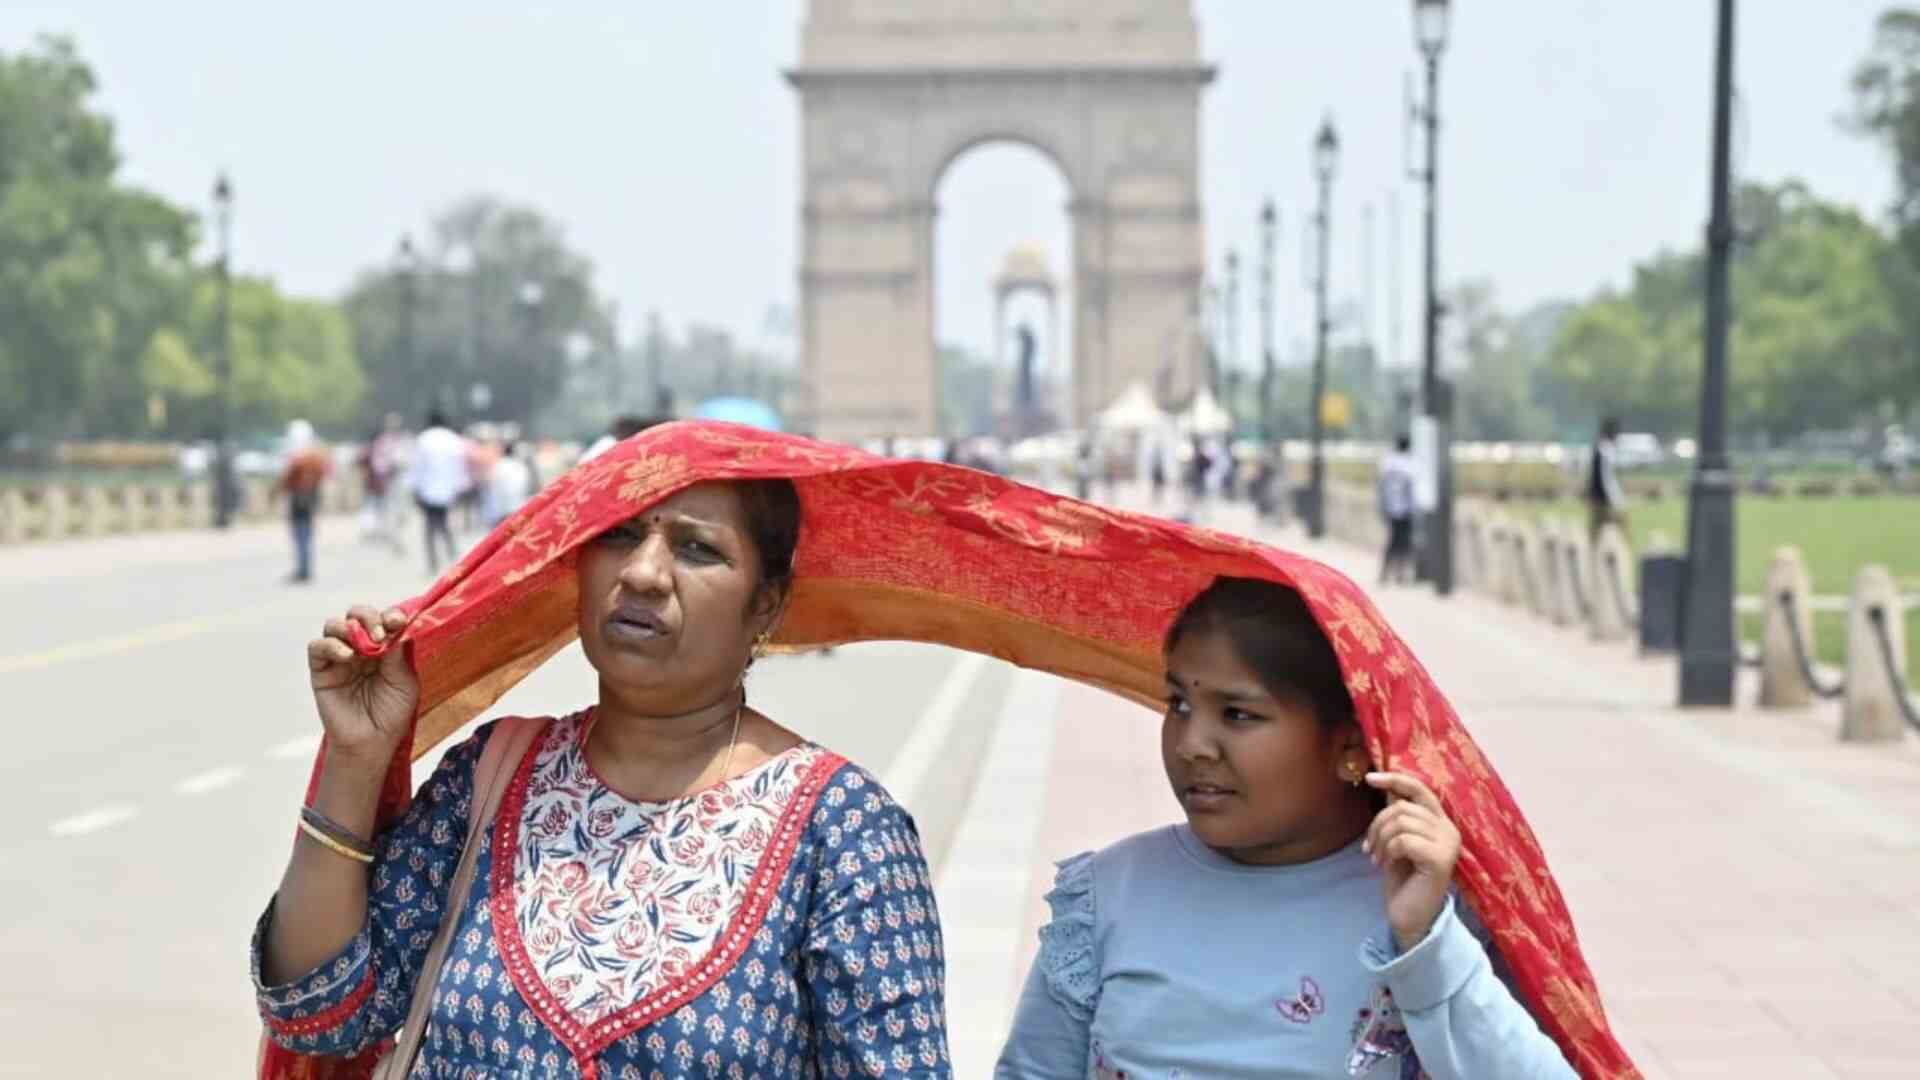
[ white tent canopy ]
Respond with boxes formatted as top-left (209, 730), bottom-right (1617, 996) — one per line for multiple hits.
top-left (1094, 381), bottom-right (1168, 432)
top-left (1177, 386), bottom-right (1233, 436)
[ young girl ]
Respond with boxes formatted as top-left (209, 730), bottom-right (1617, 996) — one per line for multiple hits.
top-left (996, 577), bottom-right (1577, 1079)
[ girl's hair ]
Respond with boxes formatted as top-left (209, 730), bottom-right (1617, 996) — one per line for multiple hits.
top-left (1164, 576), bottom-right (1357, 729)
top-left (734, 478), bottom-right (802, 605)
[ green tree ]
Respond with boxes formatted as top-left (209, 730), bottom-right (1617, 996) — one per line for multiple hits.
top-left (0, 36), bottom-right (196, 439)
top-left (1542, 181), bottom-right (1902, 440)
top-left (1848, 9), bottom-right (1920, 422)
top-left (1446, 282), bottom-right (1554, 443)
top-left (141, 274), bottom-right (365, 435)
top-left (344, 197), bottom-right (612, 430)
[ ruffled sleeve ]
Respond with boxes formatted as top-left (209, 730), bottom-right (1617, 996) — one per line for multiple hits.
top-left (995, 853), bottom-right (1100, 1079)
top-left (1033, 852), bottom-right (1099, 1021)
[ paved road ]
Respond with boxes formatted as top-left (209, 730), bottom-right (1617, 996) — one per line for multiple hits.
top-left (0, 520), bottom-right (1024, 1076)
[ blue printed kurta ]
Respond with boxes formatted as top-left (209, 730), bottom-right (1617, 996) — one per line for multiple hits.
top-left (253, 715), bottom-right (951, 1078)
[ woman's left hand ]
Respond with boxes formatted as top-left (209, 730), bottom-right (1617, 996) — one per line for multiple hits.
top-left (1362, 771), bottom-right (1462, 953)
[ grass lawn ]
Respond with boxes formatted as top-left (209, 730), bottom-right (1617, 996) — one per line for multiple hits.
top-left (1510, 493), bottom-right (1919, 673)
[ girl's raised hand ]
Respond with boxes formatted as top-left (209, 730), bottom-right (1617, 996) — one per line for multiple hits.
top-left (1362, 771), bottom-right (1462, 952)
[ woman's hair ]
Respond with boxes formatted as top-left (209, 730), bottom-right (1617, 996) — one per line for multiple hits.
top-left (734, 478), bottom-right (802, 608)
top-left (1164, 577), bottom-right (1356, 729)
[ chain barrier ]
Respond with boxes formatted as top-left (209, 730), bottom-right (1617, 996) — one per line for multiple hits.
top-left (1779, 590), bottom-right (1846, 700)
top-left (1864, 604), bottom-right (1920, 733)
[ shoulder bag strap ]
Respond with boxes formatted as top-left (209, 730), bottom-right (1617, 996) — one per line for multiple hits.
top-left (373, 715), bottom-right (543, 1079)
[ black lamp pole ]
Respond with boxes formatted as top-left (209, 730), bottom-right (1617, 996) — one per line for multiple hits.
top-left (1225, 249), bottom-right (1241, 429)
top-left (1679, 0), bottom-right (1739, 706)
top-left (1411, 0), bottom-right (1454, 593)
top-left (211, 173), bottom-right (235, 529)
top-left (1259, 200), bottom-right (1277, 445)
top-left (397, 234), bottom-right (418, 409)
top-left (1308, 117), bottom-right (1338, 539)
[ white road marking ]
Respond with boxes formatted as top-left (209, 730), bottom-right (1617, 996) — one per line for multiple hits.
top-left (174, 765), bottom-right (246, 796)
top-left (267, 734), bottom-right (323, 761)
top-left (880, 651), bottom-right (991, 810)
top-left (937, 668), bottom-right (1062, 1078)
top-left (48, 803), bottom-right (139, 837)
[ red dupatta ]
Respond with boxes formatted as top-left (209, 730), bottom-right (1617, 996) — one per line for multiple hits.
top-left (263, 420), bottom-right (1639, 1080)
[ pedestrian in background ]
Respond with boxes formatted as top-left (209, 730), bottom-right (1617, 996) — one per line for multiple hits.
top-left (357, 412), bottom-right (410, 556)
top-left (276, 419), bottom-right (331, 585)
top-left (1586, 417), bottom-right (1627, 540)
top-left (484, 439), bottom-right (534, 528)
top-left (407, 409), bottom-right (468, 575)
top-left (1377, 434), bottom-right (1418, 585)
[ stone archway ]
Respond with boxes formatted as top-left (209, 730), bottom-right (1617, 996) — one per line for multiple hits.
top-left (787, 1), bottom-right (1214, 441)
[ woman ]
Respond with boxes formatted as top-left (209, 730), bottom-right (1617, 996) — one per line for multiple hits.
top-left (254, 421), bottom-right (1636, 1080)
top-left (996, 578), bottom-right (1573, 1077)
top-left (253, 475), bottom-right (951, 1077)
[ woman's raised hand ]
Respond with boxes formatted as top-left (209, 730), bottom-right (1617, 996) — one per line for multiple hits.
top-left (1362, 771), bottom-right (1463, 953)
top-left (307, 605), bottom-right (418, 771)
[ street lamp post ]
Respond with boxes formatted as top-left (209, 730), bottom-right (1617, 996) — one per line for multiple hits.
top-left (1307, 117), bottom-right (1338, 540)
top-left (1678, 0), bottom-right (1740, 706)
top-left (1410, 0), bottom-right (1454, 593)
top-left (397, 234), bottom-right (418, 410)
top-left (211, 173), bottom-right (236, 529)
top-left (1225, 249), bottom-right (1241, 429)
top-left (1259, 200), bottom-right (1277, 445)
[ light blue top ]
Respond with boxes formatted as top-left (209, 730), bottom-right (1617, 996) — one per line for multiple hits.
top-left (995, 825), bottom-right (1576, 1080)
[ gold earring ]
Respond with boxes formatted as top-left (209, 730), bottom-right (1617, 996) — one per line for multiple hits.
top-left (751, 630), bottom-right (772, 660)
top-left (1342, 755), bottom-right (1368, 787)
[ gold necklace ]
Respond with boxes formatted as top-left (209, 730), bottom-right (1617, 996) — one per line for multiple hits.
top-left (717, 696), bottom-right (743, 783)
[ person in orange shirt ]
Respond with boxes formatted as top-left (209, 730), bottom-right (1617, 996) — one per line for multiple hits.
top-left (277, 419), bottom-right (333, 584)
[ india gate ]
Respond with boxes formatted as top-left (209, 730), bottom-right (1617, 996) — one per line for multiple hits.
top-left (788, 0), bottom-right (1215, 441)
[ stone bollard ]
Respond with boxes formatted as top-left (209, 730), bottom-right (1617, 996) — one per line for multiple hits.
top-left (158, 485), bottom-right (188, 529)
top-left (1459, 503), bottom-right (1489, 588)
top-left (1454, 508), bottom-right (1478, 590)
top-left (184, 483), bottom-right (212, 528)
top-left (0, 488), bottom-right (24, 544)
top-left (1561, 525), bottom-right (1594, 627)
top-left (1511, 523), bottom-right (1543, 615)
top-left (1489, 515), bottom-right (1519, 606)
top-left (1588, 523), bottom-right (1634, 642)
top-left (120, 484), bottom-right (147, 533)
top-left (243, 478), bottom-right (272, 521)
top-left (43, 487), bottom-right (70, 539)
top-left (1841, 565), bottom-right (1910, 743)
top-left (1537, 521), bottom-right (1571, 626)
top-left (79, 487), bottom-right (111, 537)
top-left (1759, 546), bottom-right (1817, 708)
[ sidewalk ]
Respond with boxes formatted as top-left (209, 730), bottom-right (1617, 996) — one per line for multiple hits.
top-left (1015, 500), bottom-right (1920, 1079)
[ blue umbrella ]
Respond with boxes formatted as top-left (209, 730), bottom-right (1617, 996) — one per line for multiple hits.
top-left (690, 396), bottom-right (784, 432)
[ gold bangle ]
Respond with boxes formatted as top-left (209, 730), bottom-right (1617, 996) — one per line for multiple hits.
top-left (299, 817), bottom-right (375, 864)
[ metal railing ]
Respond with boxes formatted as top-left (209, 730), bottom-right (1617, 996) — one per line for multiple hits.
top-left (1779, 590), bottom-right (1846, 700)
top-left (1864, 604), bottom-right (1920, 733)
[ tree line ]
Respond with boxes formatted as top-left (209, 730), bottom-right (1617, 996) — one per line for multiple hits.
top-left (0, 36), bottom-right (786, 450)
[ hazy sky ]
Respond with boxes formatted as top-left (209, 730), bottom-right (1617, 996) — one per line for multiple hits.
top-left (0, 1), bottom-right (1899, 385)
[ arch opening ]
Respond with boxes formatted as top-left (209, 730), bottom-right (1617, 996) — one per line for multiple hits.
top-left (932, 140), bottom-right (1073, 440)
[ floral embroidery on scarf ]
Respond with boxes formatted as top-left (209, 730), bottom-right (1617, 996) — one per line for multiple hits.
top-left (511, 713), bottom-right (824, 1027)
top-left (1346, 984), bottom-right (1427, 1078)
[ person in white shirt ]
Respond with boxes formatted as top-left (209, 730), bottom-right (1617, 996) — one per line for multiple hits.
top-left (486, 440), bottom-right (535, 528)
top-left (407, 409), bottom-right (470, 574)
top-left (1377, 435), bottom-right (1419, 585)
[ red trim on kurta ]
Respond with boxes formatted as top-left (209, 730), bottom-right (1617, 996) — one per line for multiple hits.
top-left (486, 734), bottom-right (847, 1070)
top-left (265, 966), bottom-right (377, 1038)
